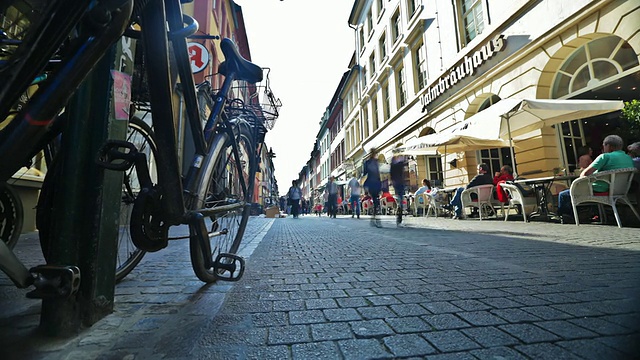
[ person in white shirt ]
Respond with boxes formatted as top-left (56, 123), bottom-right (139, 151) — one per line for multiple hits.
top-left (414, 179), bottom-right (431, 195)
top-left (347, 173), bottom-right (362, 218)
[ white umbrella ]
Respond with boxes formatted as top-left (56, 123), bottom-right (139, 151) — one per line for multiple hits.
top-left (496, 98), bottom-right (625, 175)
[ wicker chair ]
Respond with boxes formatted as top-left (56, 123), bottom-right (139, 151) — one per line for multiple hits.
top-left (500, 182), bottom-right (538, 223)
top-left (460, 184), bottom-right (496, 220)
top-left (569, 167), bottom-right (640, 228)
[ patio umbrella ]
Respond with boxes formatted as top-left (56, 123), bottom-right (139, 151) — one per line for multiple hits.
top-left (495, 98), bottom-right (625, 175)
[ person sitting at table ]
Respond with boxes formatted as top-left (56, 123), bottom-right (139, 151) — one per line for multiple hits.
top-left (493, 165), bottom-right (514, 204)
top-left (414, 179), bottom-right (432, 195)
top-left (628, 142), bottom-right (640, 170)
top-left (442, 163), bottom-right (493, 219)
top-left (557, 135), bottom-right (634, 223)
top-left (576, 145), bottom-right (594, 173)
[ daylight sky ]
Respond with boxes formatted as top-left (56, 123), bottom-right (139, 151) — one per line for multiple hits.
top-left (238, 0), bottom-right (355, 194)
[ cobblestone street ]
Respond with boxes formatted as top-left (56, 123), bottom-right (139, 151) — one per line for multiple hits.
top-left (1, 215), bottom-right (640, 359)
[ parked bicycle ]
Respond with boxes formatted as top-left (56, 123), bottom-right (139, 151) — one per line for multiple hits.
top-left (0, 0), bottom-right (280, 297)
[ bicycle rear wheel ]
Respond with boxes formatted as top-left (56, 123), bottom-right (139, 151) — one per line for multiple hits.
top-left (188, 121), bottom-right (255, 283)
top-left (0, 183), bottom-right (23, 250)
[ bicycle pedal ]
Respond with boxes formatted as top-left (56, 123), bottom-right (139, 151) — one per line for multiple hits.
top-left (96, 140), bottom-right (139, 171)
top-left (26, 265), bottom-right (81, 299)
top-left (213, 253), bottom-right (245, 282)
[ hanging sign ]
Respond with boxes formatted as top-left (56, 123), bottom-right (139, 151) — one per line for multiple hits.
top-left (188, 42), bottom-right (209, 73)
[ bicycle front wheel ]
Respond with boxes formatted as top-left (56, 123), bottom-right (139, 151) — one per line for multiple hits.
top-left (188, 121), bottom-right (255, 283)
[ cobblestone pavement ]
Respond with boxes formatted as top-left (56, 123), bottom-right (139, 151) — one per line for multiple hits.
top-left (1, 214), bottom-right (640, 359)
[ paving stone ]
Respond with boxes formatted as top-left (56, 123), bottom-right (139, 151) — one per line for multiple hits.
top-left (291, 341), bottom-right (340, 360)
top-left (514, 343), bottom-right (584, 359)
top-left (250, 312), bottom-right (288, 327)
top-left (245, 345), bottom-right (291, 360)
top-left (349, 319), bottom-right (395, 338)
top-left (470, 346), bottom-right (529, 360)
top-left (383, 333), bottom-right (437, 357)
top-left (491, 308), bottom-right (542, 323)
top-left (521, 305), bottom-right (573, 320)
top-left (422, 330), bottom-right (481, 353)
top-left (310, 322), bottom-right (353, 341)
top-left (336, 297), bottom-right (369, 308)
top-left (534, 320), bottom-right (598, 339)
top-left (456, 311), bottom-right (508, 326)
top-left (421, 314), bottom-right (471, 330)
top-left (389, 303), bottom-right (430, 317)
top-left (460, 326), bottom-right (520, 347)
top-left (366, 295), bottom-right (401, 306)
top-left (304, 298), bottom-right (338, 310)
top-left (266, 325), bottom-right (311, 345)
top-left (288, 310), bottom-right (326, 325)
top-left (323, 308), bottom-right (362, 322)
top-left (499, 323), bottom-right (562, 343)
top-left (357, 306), bottom-right (396, 320)
top-left (421, 301), bottom-right (463, 314)
top-left (338, 338), bottom-right (393, 359)
top-left (567, 317), bottom-right (632, 336)
top-left (386, 316), bottom-right (432, 333)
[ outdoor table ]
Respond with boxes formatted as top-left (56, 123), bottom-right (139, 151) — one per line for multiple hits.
top-left (513, 175), bottom-right (577, 221)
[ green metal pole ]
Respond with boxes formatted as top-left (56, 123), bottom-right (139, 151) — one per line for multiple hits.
top-left (40, 36), bottom-right (134, 335)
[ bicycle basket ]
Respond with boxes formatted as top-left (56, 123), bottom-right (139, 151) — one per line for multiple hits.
top-left (223, 67), bottom-right (282, 130)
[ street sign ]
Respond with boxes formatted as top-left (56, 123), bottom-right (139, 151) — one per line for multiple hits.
top-left (187, 42), bottom-right (209, 73)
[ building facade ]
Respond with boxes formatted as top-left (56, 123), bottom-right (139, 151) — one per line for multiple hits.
top-left (300, 0), bottom-right (640, 197)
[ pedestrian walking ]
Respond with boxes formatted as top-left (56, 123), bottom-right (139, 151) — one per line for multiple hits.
top-left (347, 172), bottom-right (361, 219)
top-left (287, 180), bottom-right (302, 219)
top-left (363, 148), bottom-right (382, 227)
top-left (390, 154), bottom-right (407, 226)
top-left (326, 176), bottom-right (338, 218)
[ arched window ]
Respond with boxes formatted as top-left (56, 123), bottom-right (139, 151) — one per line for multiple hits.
top-left (551, 36), bottom-right (639, 172)
top-left (476, 96), bottom-right (513, 175)
top-left (552, 36), bottom-right (638, 98)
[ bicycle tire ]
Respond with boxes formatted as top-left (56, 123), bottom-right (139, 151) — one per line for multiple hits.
top-left (188, 120), bottom-right (255, 283)
top-left (115, 115), bottom-right (156, 282)
top-left (0, 183), bottom-right (23, 250)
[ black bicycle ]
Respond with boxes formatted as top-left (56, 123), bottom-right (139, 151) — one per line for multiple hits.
top-left (0, 0), bottom-right (279, 296)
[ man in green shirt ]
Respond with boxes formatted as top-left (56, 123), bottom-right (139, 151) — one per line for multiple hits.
top-left (557, 134), bottom-right (634, 220)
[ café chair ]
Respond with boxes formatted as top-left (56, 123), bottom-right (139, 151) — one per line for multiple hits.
top-left (362, 199), bottom-right (373, 215)
top-left (570, 167), bottom-right (640, 228)
top-left (500, 182), bottom-right (537, 222)
top-left (460, 184), bottom-right (496, 221)
top-left (413, 193), bottom-right (428, 217)
top-left (380, 196), bottom-right (397, 215)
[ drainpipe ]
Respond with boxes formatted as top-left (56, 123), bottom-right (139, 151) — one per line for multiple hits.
top-left (348, 22), bottom-right (365, 169)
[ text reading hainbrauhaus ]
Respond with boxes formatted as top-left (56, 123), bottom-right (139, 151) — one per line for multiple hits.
top-left (421, 35), bottom-right (506, 112)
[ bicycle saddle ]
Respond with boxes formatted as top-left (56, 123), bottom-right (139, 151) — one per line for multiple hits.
top-left (218, 38), bottom-right (263, 84)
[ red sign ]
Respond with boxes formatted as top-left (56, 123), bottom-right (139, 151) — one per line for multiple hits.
top-left (188, 42), bottom-right (209, 73)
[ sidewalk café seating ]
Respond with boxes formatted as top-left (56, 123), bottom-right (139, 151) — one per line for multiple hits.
top-left (380, 196), bottom-right (397, 215)
top-left (413, 193), bottom-right (428, 217)
top-left (500, 182), bottom-right (538, 223)
top-left (570, 167), bottom-right (640, 228)
top-left (460, 184), bottom-right (496, 221)
top-left (362, 198), bottom-right (373, 215)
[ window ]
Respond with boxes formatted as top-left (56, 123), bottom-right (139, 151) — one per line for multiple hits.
top-left (459, 0), bottom-right (484, 45)
top-left (367, 8), bottom-right (373, 36)
top-left (362, 107), bottom-right (370, 138)
top-left (372, 95), bottom-right (379, 131)
top-left (552, 36), bottom-right (639, 98)
top-left (395, 64), bottom-right (407, 108)
top-left (476, 97), bottom-right (513, 174)
top-left (358, 28), bottom-right (365, 52)
top-left (363, 66), bottom-right (368, 88)
top-left (407, 0), bottom-right (419, 19)
top-left (413, 42), bottom-right (427, 92)
top-left (369, 53), bottom-right (376, 77)
top-left (391, 10), bottom-right (401, 44)
top-left (382, 82), bottom-right (391, 121)
top-left (424, 156), bottom-right (443, 186)
top-left (379, 32), bottom-right (387, 62)
top-left (377, 0), bottom-right (384, 16)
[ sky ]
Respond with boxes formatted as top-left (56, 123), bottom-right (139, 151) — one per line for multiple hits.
top-left (237, 0), bottom-right (355, 194)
